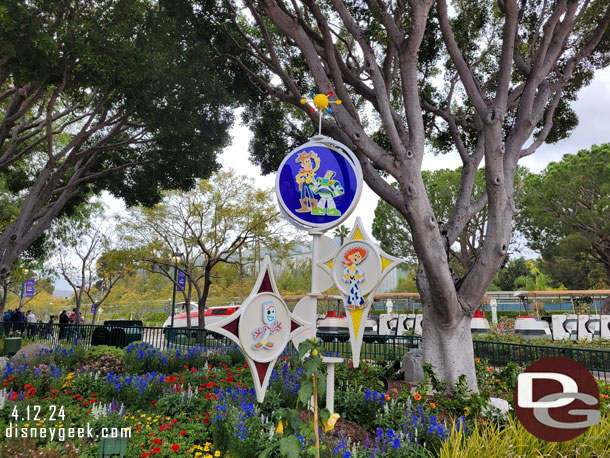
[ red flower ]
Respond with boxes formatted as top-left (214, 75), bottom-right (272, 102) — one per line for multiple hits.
top-left (171, 444), bottom-right (180, 452)
top-left (153, 438), bottom-right (163, 445)
top-left (147, 433), bottom-right (154, 437)
top-left (83, 401), bottom-right (89, 407)
top-left (90, 393), bottom-right (97, 397)
top-left (151, 447), bottom-right (161, 454)
top-left (52, 389), bottom-right (58, 394)
top-left (159, 425), bottom-right (166, 431)
top-left (180, 430), bottom-right (186, 436)
top-left (140, 453), bottom-right (150, 457)
top-left (151, 400), bottom-right (157, 406)
top-left (172, 419), bottom-right (178, 424)
top-left (226, 376), bottom-right (234, 383)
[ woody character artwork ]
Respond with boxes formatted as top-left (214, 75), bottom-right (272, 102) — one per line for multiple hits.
top-left (252, 301), bottom-right (282, 350)
top-left (342, 246), bottom-right (367, 310)
top-left (294, 150), bottom-right (320, 213)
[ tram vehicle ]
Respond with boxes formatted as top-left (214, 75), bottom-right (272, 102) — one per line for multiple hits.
top-left (315, 295), bottom-right (379, 342)
top-left (162, 302), bottom-right (240, 340)
top-left (512, 290), bottom-right (610, 341)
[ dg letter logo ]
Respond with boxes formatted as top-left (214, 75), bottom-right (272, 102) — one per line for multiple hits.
top-left (514, 356), bottom-right (600, 442)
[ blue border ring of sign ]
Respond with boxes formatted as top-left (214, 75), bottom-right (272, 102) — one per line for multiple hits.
top-left (275, 136), bottom-right (363, 232)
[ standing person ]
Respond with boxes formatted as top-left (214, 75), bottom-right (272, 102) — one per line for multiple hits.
top-left (11, 308), bottom-right (26, 334)
top-left (59, 310), bottom-right (69, 339)
top-left (26, 310), bottom-right (36, 337)
top-left (68, 308), bottom-right (76, 324)
top-left (47, 315), bottom-right (55, 338)
top-left (2, 309), bottom-right (12, 337)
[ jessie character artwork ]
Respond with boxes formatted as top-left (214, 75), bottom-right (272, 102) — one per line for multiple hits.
top-left (252, 301), bottom-right (282, 350)
top-left (294, 150), bottom-right (320, 213)
top-left (342, 246), bottom-right (367, 310)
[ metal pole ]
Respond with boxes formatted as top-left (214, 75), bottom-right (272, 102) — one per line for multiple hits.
top-left (19, 280), bottom-right (25, 310)
top-left (170, 261), bottom-right (178, 328)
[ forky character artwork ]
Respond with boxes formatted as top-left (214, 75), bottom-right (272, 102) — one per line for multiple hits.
top-left (252, 301), bottom-right (282, 350)
top-left (342, 246), bottom-right (367, 310)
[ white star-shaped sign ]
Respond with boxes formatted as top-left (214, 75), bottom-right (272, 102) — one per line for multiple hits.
top-left (206, 255), bottom-right (308, 402)
top-left (318, 217), bottom-right (403, 367)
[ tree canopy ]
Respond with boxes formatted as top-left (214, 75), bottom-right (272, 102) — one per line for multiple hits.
top-left (0, 0), bottom-right (255, 281)
top-left (521, 143), bottom-right (610, 288)
top-left (120, 170), bottom-right (291, 328)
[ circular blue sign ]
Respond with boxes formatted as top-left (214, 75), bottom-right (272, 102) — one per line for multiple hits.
top-left (276, 141), bottom-right (361, 230)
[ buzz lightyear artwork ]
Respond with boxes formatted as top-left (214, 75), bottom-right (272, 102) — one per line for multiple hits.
top-left (252, 301), bottom-right (282, 350)
top-left (294, 151), bottom-right (320, 213)
top-left (342, 246), bottom-right (367, 310)
top-left (310, 170), bottom-right (344, 216)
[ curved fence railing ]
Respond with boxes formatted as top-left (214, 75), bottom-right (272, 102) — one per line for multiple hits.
top-left (2, 323), bottom-right (609, 377)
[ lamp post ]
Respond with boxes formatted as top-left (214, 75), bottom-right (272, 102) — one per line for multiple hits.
top-left (169, 252), bottom-right (182, 329)
top-left (19, 269), bottom-right (29, 310)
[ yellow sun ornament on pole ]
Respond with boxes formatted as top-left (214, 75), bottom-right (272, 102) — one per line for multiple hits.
top-left (300, 90), bottom-right (342, 136)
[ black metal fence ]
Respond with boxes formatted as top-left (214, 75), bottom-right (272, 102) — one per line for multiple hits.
top-left (3, 323), bottom-right (610, 377)
top-left (473, 340), bottom-right (610, 378)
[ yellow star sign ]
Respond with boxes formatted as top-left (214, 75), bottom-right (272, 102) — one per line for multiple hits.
top-left (318, 217), bottom-right (403, 367)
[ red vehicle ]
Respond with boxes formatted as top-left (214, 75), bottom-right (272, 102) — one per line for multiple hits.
top-left (162, 303), bottom-right (239, 340)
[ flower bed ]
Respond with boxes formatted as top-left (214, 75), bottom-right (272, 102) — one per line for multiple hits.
top-left (0, 340), bottom-right (608, 457)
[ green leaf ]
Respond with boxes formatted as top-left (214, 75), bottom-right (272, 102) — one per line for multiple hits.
top-left (303, 356), bottom-right (321, 377)
top-left (279, 435), bottom-right (301, 458)
top-left (259, 443), bottom-right (277, 458)
top-left (298, 339), bottom-right (314, 359)
top-left (320, 408), bottom-right (331, 423)
top-left (298, 379), bottom-right (313, 405)
top-left (316, 372), bottom-right (326, 398)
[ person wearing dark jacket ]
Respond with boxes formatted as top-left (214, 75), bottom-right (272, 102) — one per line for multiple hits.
top-left (59, 310), bottom-right (69, 339)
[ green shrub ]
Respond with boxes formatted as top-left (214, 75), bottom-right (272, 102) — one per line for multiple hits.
top-left (85, 345), bottom-right (126, 359)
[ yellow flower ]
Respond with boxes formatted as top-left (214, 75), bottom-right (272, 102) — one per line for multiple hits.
top-left (276, 419), bottom-right (284, 434)
top-left (24, 424), bottom-right (29, 427)
top-left (322, 413), bottom-right (340, 432)
top-left (214, 452), bottom-right (221, 458)
top-left (464, 406), bottom-right (471, 417)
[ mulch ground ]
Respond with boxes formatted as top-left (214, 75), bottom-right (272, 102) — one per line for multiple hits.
top-left (298, 409), bottom-right (372, 445)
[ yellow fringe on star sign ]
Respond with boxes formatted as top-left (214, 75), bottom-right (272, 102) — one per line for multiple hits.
top-left (350, 308), bottom-right (364, 339)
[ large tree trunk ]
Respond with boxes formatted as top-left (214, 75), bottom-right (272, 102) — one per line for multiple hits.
top-left (421, 301), bottom-right (477, 391)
